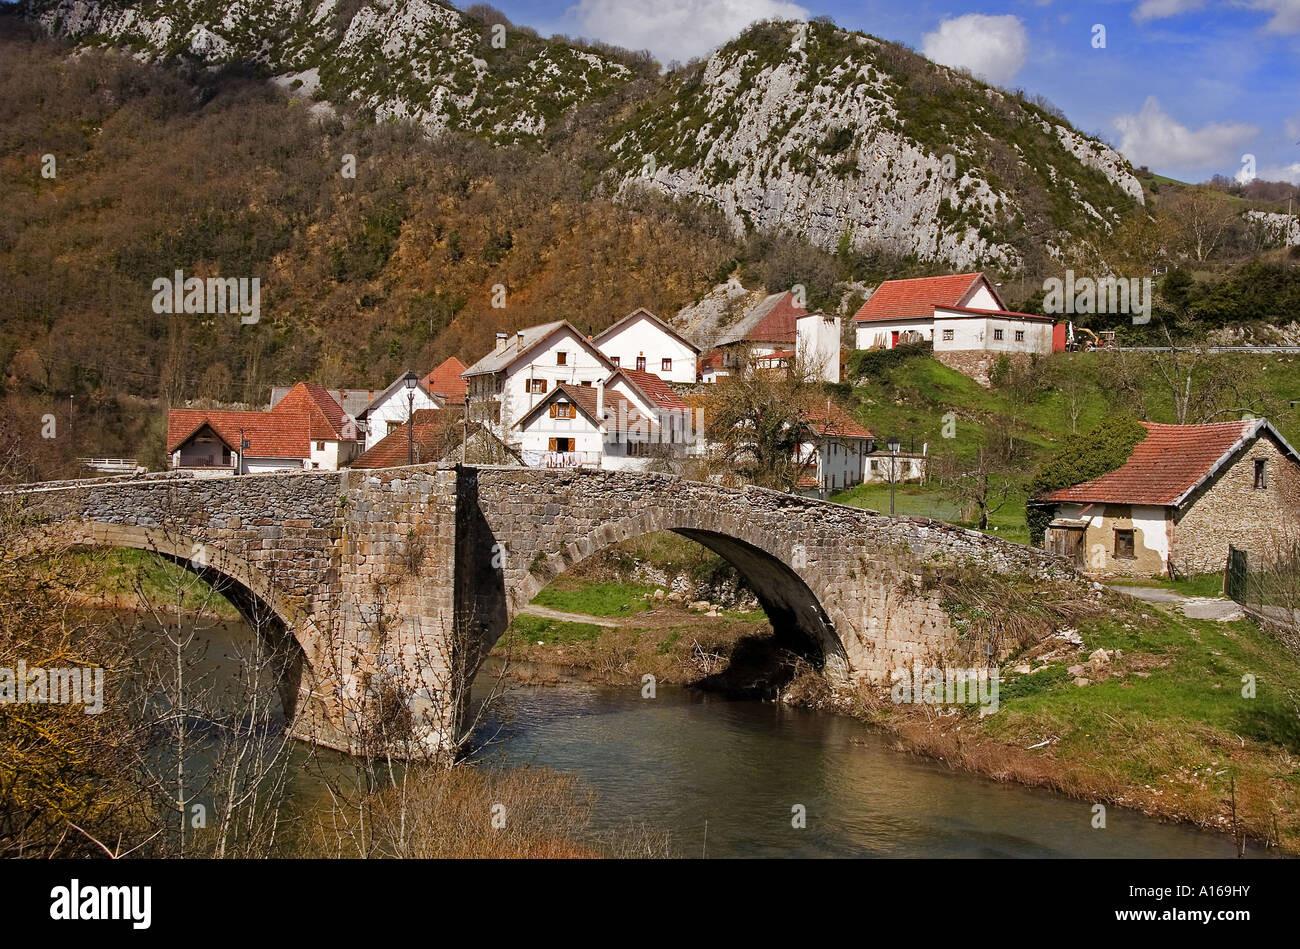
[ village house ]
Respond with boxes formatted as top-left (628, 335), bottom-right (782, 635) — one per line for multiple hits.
top-left (852, 272), bottom-right (1055, 384)
top-left (461, 321), bottom-right (614, 446)
top-left (422, 356), bottom-right (468, 404)
top-left (702, 290), bottom-right (843, 384)
top-left (355, 371), bottom-right (445, 451)
top-left (513, 382), bottom-right (669, 470)
top-left (167, 382), bottom-right (362, 475)
top-left (348, 410), bottom-right (520, 469)
top-left (1037, 419), bottom-right (1300, 578)
top-left (590, 308), bottom-right (700, 384)
top-left (793, 402), bottom-right (876, 496)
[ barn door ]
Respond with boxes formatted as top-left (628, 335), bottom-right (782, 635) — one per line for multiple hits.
top-left (1050, 526), bottom-right (1086, 566)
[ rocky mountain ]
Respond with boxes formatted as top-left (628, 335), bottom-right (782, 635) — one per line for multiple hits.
top-left (610, 20), bottom-right (1143, 270)
top-left (23, 3), bottom-right (1144, 271)
top-left (23, 0), bottom-right (637, 143)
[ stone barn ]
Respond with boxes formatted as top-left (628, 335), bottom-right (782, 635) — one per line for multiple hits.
top-left (1037, 419), bottom-right (1300, 578)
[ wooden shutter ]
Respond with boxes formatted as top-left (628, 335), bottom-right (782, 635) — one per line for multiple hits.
top-left (548, 438), bottom-right (557, 451)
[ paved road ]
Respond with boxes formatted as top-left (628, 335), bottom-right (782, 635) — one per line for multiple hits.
top-left (1110, 584), bottom-right (1245, 621)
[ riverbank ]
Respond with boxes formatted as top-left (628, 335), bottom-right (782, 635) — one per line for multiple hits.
top-left (491, 580), bottom-right (1300, 853)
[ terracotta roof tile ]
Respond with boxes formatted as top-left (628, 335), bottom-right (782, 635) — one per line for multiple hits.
top-left (1041, 420), bottom-right (1272, 507)
top-left (167, 408), bottom-right (312, 459)
top-left (852, 273), bottom-right (993, 323)
top-left (804, 403), bottom-right (873, 439)
top-left (271, 382), bottom-right (350, 439)
top-left (618, 368), bottom-right (688, 412)
top-left (423, 357), bottom-right (468, 402)
top-left (350, 409), bottom-right (469, 468)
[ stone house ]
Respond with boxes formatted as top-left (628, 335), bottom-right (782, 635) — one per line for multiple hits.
top-left (1037, 419), bottom-right (1300, 578)
top-left (852, 272), bottom-right (1054, 384)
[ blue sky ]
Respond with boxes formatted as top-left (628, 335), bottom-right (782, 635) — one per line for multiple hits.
top-left (477, 0), bottom-right (1300, 185)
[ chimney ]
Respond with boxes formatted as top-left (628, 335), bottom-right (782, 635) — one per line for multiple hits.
top-left (495, 332), bottom-right (508, 353)
top-left (596, 379), bottom-right (604, 421)
top-left (516, 330), bottom-right (524, 350)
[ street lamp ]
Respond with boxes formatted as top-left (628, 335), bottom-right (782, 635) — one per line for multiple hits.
top-left (887, 436), bottom-right (901, 516)
top-left (403, 370), bottom-right (419, 466)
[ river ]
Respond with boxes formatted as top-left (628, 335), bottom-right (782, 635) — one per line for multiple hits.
top-left (136, 616), bottom-right (1263, 858)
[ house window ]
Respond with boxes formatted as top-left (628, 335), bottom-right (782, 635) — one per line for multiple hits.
top-left (1254, 458), bottom-right (1267, 489)
top-left (993, 328), bottom-right (1004, 341)
top-left (550, 402), bottom-right (576, 419)
top-left (556, 351), bottom-right (567, 365)
top-left (387, 420), bottom-right (401, 434)
top-left (1015, 330), bottom-right (1025, 342)
top-left (316, 441), bottom-right (325, 451)
top-left (581, 380), bottom-right (591, 386)
top-left (942, 329), bottom-right (954, 341)
top-left (636, 356), bottom-right (646, 371)
top-left (611, 357), bottom-right (620, 367)
top-left (549, 437), bottom-right (573, 452)
top-left (1114, 529), bottom-right (1135, 560)
top-left (528, 379), bottom-right (548, 394)
top-left (311, 462), bottom-right (320, 469)
top-left (662, 358), bottom-right (672, 372)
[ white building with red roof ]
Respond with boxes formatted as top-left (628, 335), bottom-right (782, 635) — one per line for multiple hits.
top-left (793, 401), bottom-right (876, 495)
top-left (591, 308), bottom-right (700, 384)
top-left (704, 290), bottom-right (842, 383)
top-left (1037, 419), bottom-right (1300, 577)
top-left (852, 272), bottom-right (1054, 383)
top-left (167, 382), bottom-right (362, 475)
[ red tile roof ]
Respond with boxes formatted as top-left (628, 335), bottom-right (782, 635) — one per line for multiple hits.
top-left (423, 357), bottom-right (468, 402)
top-left (749, 291), bottom-right (803, 343)
top-left (271, 382), bottom-right (350, 440)
top-left (853, 273), bottom-right (997, 323)
top-left (804, 403), bottom-right (873, 440)
top-left (617, 368), bottom-right (688, 412)
top-left (167, 408), bottom-right (312, 459)
top-left (350, 410), bottom-right (469, 468)
top-left (1040, 420), bottom-right (1281, 507)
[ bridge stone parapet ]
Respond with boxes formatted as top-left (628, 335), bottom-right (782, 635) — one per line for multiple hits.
top-left (16, 464), bottom-right (1076, 757)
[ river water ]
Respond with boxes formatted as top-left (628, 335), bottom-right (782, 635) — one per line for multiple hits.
top-left (470, 677), bottom-right (1254, 858)
top-left (138, 616), bottom-right (1259, 858)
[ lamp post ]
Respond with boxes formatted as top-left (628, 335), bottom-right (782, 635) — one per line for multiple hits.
top-left (403, 370), bottom-right (419, 466)
top-left (887, 436), bottom-right (900, 515)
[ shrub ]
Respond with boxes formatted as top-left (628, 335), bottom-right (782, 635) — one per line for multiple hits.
top-left (1026, 416), bottom-right (1147, 544)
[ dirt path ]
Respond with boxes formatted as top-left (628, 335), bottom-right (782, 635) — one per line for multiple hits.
top-left (518, 604), bottom-right (622, 627)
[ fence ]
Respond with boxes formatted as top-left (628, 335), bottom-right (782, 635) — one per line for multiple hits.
top-left (1224, 544), bottom-right (1300, 651)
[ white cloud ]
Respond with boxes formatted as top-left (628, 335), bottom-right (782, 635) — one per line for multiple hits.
top-left (1132, 0), bottom-right (1208, 23)
top-left (1285, 113), bottom-right (1300, 142)
top-left (1114, 96), bottom-right (1257, 172)
top-left (1239, 0), bottom-right (1300, 34)
top-left (565, 0), bottom-right (809, 64)
top-left (920, 14), bottom-right (1028, 87)
top-left (1256, 162), bottom-right (1300, 184)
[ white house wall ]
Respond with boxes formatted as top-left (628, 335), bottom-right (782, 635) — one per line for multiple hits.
top-left (932, 310), bottom-right (1053, 355)
top-left (797, 314), bottom-right (841, 383)
top-left (365, 388), bottom-right (442, 450)
top-left (596, 314), bottom-right (697, 383)
top-left (497, 327), bottom-right (611, 441)
top-left (854, 319), bottom-right (934, 350)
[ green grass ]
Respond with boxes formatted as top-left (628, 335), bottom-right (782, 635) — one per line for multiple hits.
top-left (530, 581), bottom-right (654, 618)
top-left (68, 548), bottom-right (241, 618)
top-left (500, 614), bottom-right (603, 646)
top-left (1113, 573), bottom-right (1227, 598)
top-left (832, 482), bottom-right (1030, 544)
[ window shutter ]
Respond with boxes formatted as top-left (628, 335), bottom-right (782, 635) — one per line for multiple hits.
top-left (548, 438), bottom-right (557, 451)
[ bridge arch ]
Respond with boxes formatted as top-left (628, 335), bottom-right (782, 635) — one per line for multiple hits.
top-left (57, 521), bottom-right (317, 721)
top-left (458, 471), bottom-right (872, 681)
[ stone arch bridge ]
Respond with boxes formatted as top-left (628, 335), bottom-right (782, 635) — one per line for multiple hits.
top-left (16, 466), bottom-right (1072, 756)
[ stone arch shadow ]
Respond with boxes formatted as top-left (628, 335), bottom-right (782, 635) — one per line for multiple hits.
top-left (62, 521), bottom-right (317, 724)
top-left (462, 504), bottom-right (853, 683)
